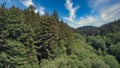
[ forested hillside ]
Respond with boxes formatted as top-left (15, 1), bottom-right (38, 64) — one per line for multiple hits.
top-left (0, 4), bottom-right (120, 68)
top-left (76, 20), bottom-right (120, 36)
top-left (76, 20), bottom-right (120, 65)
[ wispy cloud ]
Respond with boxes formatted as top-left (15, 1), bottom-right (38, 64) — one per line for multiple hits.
top-left (100, 3), bottom-right (120, 21)
top-left (89, 0), bottom-right (109, 10)
top-left (22, 0), bottom-right (34, 7)
top-left (77, 0), bottom-right (120, 28)
top-left (78, 16), bottom-right (105, 27)
top-left (21, 0), bottom-right (45, 15)
top-left (64, 0), bottom-right (120, 28)
top-left (64, 0), bottom-right (79, 22)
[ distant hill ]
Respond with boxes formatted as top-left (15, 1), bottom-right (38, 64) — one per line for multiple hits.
top-left (100, 20), bottom-right (120, 35)
top-left (76, 19), bottom-right (120, 35)
top-left (76, 26), bottom-right (99, 35)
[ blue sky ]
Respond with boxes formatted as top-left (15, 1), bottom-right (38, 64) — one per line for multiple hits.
top-left (0, 0), bottom-right (120, 28)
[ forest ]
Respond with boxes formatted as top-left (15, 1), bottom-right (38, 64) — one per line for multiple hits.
top-left (0, 4), bottom-right (120, 68)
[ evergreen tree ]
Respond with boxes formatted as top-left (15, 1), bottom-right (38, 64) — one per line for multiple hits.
top-left (35, 12), bottom-right (60, 61)
top-left (59, 21), bottom-right (74, 55)
top-left (0, 6), bottom-right (38, 67)
top-left (52, 10), bottom-right (59, 21)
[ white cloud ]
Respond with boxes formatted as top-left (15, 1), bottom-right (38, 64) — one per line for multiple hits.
top-left (64, 0), bottom-right (79, 21)
top-left (64, 0), bottom-right (107, 28)
top-left (21, 0), bottom-right (45, 15)
top-left (77, 0), bottom-right (120, 28)
top-left (22, 0), bottom-right (34, 7)
top-left (78, 16), bottom-right (105, 27)
top-left (100, 3), bottom-right (120, 21)
top-left (35, 7), bottom-right (45, 15)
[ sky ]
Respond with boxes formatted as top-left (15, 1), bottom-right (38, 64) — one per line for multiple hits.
top-left (0, 0), bottom-right (120, 28)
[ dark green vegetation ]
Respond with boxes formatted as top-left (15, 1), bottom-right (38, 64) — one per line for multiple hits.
top-left (0, 4), bottom-right (120, 68)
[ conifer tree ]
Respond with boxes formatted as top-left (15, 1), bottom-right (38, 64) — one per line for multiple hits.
top-left (35, 12), bottom-right (60, 61)
top-left (59, 21), bottom-right (74, 55)
top-left (0, 6), bottom-right (38, 67)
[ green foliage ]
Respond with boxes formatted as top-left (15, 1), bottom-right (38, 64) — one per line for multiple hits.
top-left (106, 32), bottom-right (120, 44)
top-left (100, 20), bottom-right (120, 35)
top-left (0, 5), bottom-right (38, 67)
top-left (59, 21), bottom-right (74, 55)
top-left (51, 10), bottom-right (59, 20)
top-left (76, 26), bottom-right (100, 36)
top-left (108, 43), bottom-right (120, 63)
top-left (76, 20), bottom-right (120, 36)
top-left (97, 48), bottom-right (103, 55)
top-left (0, 5), bottom-right (120, 68)
top-left (36, 14), bottom-right (60, 60)
top-left (88, 36), bottom-right (106, 51)
top-left (91, 58), bottom-right (110, 68)
top-left (83, 56), bottom-right (110, 68)
top-left (103, 55), bottom-right (120, 68)
top-left (39, 54), bottom-right (84, 68)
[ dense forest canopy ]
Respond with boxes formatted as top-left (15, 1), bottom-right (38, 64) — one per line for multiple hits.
top-left (0, 4), bottom-right (120, 68)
